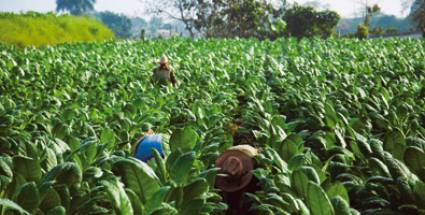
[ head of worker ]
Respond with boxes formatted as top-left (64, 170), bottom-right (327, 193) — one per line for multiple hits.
top-left (159, 55), bottom-right (168, 67)
top-left (141, 123), bottom-right (154, 135)
top-left (215, 145), bottom-right (259, 192)
top-left (133, 123), bottom-right (163, 162)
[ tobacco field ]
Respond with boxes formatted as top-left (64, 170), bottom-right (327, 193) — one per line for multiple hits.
top-left (0, 38), bottom-right (425, 215)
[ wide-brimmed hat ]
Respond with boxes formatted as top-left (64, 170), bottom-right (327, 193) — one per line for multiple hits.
top-left (159, 56), bottom-right (168, 65)
top-left (215, 146), bottom-right (257, 192)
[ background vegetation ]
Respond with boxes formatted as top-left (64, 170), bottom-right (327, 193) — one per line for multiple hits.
top-left (0, 12), bottom-right (114, 47)
top-left (0, 38), bottom-right (424, 215)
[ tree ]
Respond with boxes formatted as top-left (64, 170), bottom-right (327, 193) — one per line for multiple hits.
top-left (96, 11), bottom-right (132, 38)
top-left (142, 0), bottom-right (198, 38)
top-left (364, 4), bottom-right (381, 26)
top-left (283, 5), bottom-right (340, 38)
top-left (194, 0), bottom-right (279, 38)
top-left (410, 0), bottom-right (425, 36)
top-left (143, 0), bottom-right (286, 39)
top-left (56, 0), bottom-right (96, 15)
top-left (356, 24), bottom-right (369, 39)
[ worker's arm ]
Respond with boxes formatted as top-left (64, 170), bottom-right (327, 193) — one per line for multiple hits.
top-left (170, 70), bottom-right (177, 86)
top-left (131, 136), bottom-right (145, 155)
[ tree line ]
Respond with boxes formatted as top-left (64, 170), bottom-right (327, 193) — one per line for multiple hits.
top-left (56, 0), bottom-right (425, 39)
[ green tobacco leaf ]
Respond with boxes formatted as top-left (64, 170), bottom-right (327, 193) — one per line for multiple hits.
top-left (280, 133), bottom-right (304, 161)
top-left (330, 196), bottom-right (351, 215)
top-left (16, 182), bottom-right (40, 212)
top-left (404, 146), bottom-right (425, 174)
top-left (40, 187), bottom-right (61, 212)
top-left (384, 129), bottom-right (406, 161)
top-left (13, 155), bottom-right (42, 182)
top-left (0, 198), bottom-right (30, 215)
top-left (102, 178), bottom-right (134, 215)
top-left (0, 156), bottom-right (13, 189)
top-left (151, 202), bottom-right (178, 215)
top-left (45, 148), bottom-right (58, 171)
top-left (46, 206), bottom-right (66, 215)
top-left (180, 198), bottom-right (205, 215)
top-left (111, 158), bottom-right (160, 201)
top-left (169, 127), bottom-right (198, 152)
top-left (169, 151), bottom-right (195, 185)
top-left (126, 188), bottom-right (144, 215)
top-left (326, 182), bottom-right (349, 204)
top-left (299, 166), bottom-right (320, 184)
top-left (292, 168), bottom-right (310, 198)
top-left (145, 186), bottom-right (171, 215)
top-left (183, 178), bottom-right (209, 202)
top-left (412, 179), bottom-right (425, 208)
top-left (307, 182), bottom-right (335, 215)
top-left (100, 128), bottom-right (116, 149)
top-left (55, 162), bottom-right (83, 186)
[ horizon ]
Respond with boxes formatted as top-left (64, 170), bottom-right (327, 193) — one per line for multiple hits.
top-left (0, 0), bottom-right (413, 19)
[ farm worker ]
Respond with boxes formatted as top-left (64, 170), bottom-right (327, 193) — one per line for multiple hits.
top-left (215, 144), bottom-right (261, 215)
top-left (152, 55), bottom-right (177, 87)
top-left (132, 123), bottom-right (164, 162)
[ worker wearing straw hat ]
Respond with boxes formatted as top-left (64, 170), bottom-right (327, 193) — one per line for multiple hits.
top-left (152, 55), bottom-right (177, 87)
top-left (215, 144), bottom-right (260, 214)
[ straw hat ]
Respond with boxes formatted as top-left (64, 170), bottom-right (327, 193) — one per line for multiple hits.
top-left (159, 56), bottom-right (168, 65)
top-left (215, 145), bottom-right (258, 192)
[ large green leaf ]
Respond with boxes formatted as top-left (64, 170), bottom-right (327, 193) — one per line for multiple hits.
top-left (16, 182), bottom-right (40, 213)
top-left (330, 196), bottom-right (351, 215)
top-left (384, 129), bottom-right (406, 161)
top-left (280, 133), bottom-right (304, 161)
top-left (0, 198), bottom-right (30, 215)
top-left (13, 156), bottom-right (42, 182)
top-left (169, 151), bottom-right (195, 185)
top-left (307, 182), bottom-right (335, 215)
top-left (326, 182), bottom-right (349, 204)
top-left (404, 146), bottom-right (425, 175)
top-left (183, 178), bottom-right (209, 202)
top-left (180, 198), bottom-right (205, 215)
top-left (291, 168), bottom-right (310, 198)
top-left (46, 206), bottom-right (66, 215)
top-left (145, 186), bottom-right (171, 215)
top-left (100, 128), bottom-right (116, 150)
top-left (111, 157), bottom-right (160, 201)
top-left (101, 178), bottom-right (133, 215)
top-left (125, 188), bottom-right (144, 215)
top-left (169, 127), bottom-right (198, 152)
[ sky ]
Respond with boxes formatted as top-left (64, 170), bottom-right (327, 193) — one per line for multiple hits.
top-left (0, 0), bottom-right (412, 18)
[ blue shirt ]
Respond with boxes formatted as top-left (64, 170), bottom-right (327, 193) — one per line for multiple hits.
top-left (134, 134), bottom-right (164, 162)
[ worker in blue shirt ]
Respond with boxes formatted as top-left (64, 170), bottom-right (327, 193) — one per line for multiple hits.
top-left (132, 123), bottom-right (164, 162)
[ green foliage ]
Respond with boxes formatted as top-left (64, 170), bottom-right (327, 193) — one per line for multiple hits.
top-left (0, 12), bottom-right (114, 47)
top-left (192, 0), bottom-right (286, 39)
top-left (95, 11), bottom-right (133, 38)
top-left (411, 0), bottom-right (425, 37)
top-left (356, 24), bottom-right (369, 39)
top-left (0, 38), bottom-right (424, 215)
top-left (56, 0), bottom-right (96, 15)
top-left (283, 4), bottom-right (340, 38)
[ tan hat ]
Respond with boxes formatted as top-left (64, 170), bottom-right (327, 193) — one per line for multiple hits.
top-left (215, 145), bottom-right (257, 192)
top-left (159, 56), bottom-right (168, 65)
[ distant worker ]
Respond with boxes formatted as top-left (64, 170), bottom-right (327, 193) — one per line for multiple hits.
top-left (152, 56), bottom-right (177, 87)
top-left (215, 145), bottom-right (261, 215)
top-left (132, 123), bottom-right (164, 162)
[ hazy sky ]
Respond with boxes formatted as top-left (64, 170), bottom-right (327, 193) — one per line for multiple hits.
top-left (0, 0), bottom-right (412, 18)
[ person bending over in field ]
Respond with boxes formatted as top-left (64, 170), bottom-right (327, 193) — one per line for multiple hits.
top-left (152, 56), bottom-right (177, 87)
top-left (132, 123), bottom-right (164, 162)
top-left (215, 144), bottom-right (261, 215)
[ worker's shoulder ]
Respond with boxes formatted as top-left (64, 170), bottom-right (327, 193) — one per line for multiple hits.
top-left (228, 145), bottom-right (258, 157)
top-left (142, 134), bottom-right (162, 142)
